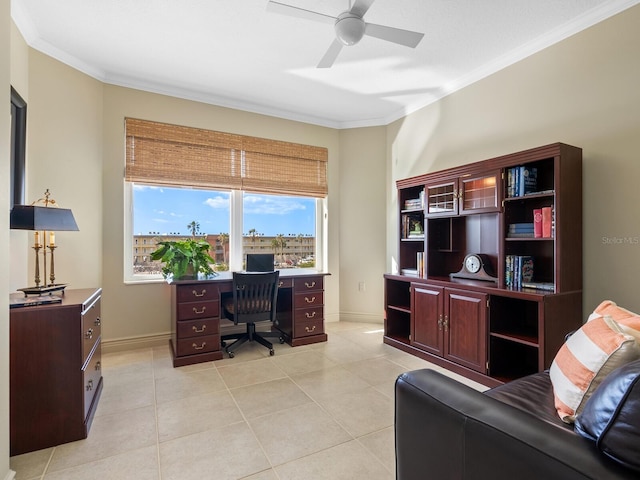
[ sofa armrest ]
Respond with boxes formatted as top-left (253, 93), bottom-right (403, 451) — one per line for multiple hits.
top-left (395, 369), bottom-right (635, 480)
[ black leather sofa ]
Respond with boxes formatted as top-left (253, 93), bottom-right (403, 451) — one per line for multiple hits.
top-left (394, 367), bottom-right (639, 480)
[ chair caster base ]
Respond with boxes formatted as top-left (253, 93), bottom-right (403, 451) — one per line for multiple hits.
top-left (269, 349), bottom-right (275, 356)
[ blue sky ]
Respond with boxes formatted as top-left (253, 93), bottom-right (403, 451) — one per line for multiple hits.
top-left (133, 185), bottom-right (315, 236)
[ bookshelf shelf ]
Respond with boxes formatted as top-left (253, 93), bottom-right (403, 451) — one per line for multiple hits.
top-left (385, 143), bottom-right (582, 386)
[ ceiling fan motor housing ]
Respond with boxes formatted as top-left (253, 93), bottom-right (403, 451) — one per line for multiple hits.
top-left (335, 12), bottom-right (365, 46)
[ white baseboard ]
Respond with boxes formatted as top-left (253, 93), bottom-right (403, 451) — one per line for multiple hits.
top-left (4, 469), bottom-right (16, 480)
top-left (336, 312), bottom-right (384, 324)
top-left (102, 333), bottom-right (171, 354)
top-left (101, 313), bottom-right (383, 354)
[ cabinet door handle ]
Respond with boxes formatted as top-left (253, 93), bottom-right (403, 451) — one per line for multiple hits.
top-left (437, 314), bottom-right (443, 330)
top-left (192, 325), bottom-right (207, 333)
top-left (304, 296), bottom-right (316, 304)
top-left (192, 289), bottom-right (206, 297)
top-left (305, 281), bottom-right (316, 289)
top-left (85, 328), bottom-right (93, 340)
top-left (305, 311), bottom-right (317, 318)
top-left (443, 315), bottom-right (449, 331)
top-left (86, 379), bottom-right (93, 391)
top-left (95, 361), bottom-right (101, 371)
top-left (305, 325), bottom-right (316, 333)
top-left (95, 317), bottom-right (101, 326)
top-left (192, 342), bottom-right (207, 350)
top-left (192, 306), bottom-right (206, 315)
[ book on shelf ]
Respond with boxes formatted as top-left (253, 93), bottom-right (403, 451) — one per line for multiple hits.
top-left (505, 255), bottom-right (534, 289)
top-left (404, 191), bottom-right (425, 210)
top-left (417, 252), bottom-right (424, 277)
top-left (401, 268), bottom-right (419, 277)
top-left (506, 166), bottom-right (538, 198)
top-left (507, 222), bottom-right (534, 238)
top-left (521, 281), bottom-right (555, 292)
top-left (533, 209), bottom-right (542, 238)
top-left (542, 206), bottom-right (553, 238)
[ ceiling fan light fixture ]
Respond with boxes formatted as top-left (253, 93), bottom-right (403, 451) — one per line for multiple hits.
top-left (334, 13), bottom-right (365, 46)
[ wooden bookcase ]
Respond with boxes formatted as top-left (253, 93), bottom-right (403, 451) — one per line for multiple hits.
top-left (385, 143), bottom-right (582, 387)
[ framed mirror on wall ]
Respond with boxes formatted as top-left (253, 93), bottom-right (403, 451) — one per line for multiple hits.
top-left (11, 86), bottom-right (27, 208)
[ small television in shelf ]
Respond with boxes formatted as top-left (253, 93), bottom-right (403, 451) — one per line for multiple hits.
top-left (246, 253), bottom-right (275, 272)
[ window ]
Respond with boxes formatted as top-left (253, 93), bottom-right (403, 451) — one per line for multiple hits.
top-left (124, 118), bottom-right (327, 281)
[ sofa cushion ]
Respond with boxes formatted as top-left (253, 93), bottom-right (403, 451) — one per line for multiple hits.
top-left (588, 300), bottom-right (640, 340)
top-left (485, 370), bottom-right (572, 430)
top-left (574, 359), bottom-right (640, 473)
top-left (549, 315), bottom-right (640, 423)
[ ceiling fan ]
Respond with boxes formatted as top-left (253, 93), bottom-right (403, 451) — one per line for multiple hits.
top-left (266, 0), bottom-right (424, 68)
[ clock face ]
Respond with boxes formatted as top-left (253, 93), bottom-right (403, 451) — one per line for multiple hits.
top-left (465, 255), bottom-right (481, 274)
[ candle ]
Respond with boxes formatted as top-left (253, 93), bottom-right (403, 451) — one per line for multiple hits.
top-left (49, 231), bottom-right (55, 247)
top-left (34, 231), bottom-right (40, 247)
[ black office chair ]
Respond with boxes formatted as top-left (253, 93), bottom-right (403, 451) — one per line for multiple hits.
top-left (221, 271), bottom-right (283, 358)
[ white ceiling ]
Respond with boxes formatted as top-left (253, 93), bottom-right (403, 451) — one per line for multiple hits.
top-left (11, 0), bottom-right (640, 129)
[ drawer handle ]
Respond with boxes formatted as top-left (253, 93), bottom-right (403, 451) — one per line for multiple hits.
top-left (305, 311), bottom-right (317, 318)
top-left (304, 296), bottom-right (316, 304)
top-left (192, 306), bottom-right (206, 315)
top-left (305, 281), bottom-right (316, 289)
top-left (86, 379), bottom-right (93, 391)
top-left (85, 328), bottom-right (93, 340)
top-left (305, 325), bottom-right (316, 333)
top-left (192, 342), bottom-right (207, 350)
top-left (95, 317), bottom-right (101, 326)
top-left (192, 325), bottom-right (207, 333)
top-left (95, 361), bottom-right (101, 371)
top-left (278, 281), bottom-right (284, 287)
top-left (192, 289), bottom-right (206, 297)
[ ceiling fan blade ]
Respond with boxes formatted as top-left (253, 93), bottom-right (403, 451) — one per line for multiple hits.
top-left (365, 23), bottom-right (424, 48)
top-left (317, 39), bottom-right (344, 68)
top-left (266, 1), bottom-right (336, 24)
top-left (349, 0), bottom-right (376, 18)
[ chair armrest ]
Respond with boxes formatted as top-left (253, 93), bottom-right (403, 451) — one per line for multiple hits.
top-left (395, 369), bottom-right (635, 480)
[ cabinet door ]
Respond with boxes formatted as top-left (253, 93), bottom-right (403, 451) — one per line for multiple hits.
top-left (425, 179), bottom-right (458, 217)
top-left (444, 288), bottom-right (487, 373)
top-left (411, 284), bottom-right (444, 355)
top-left (459, 170), bottom-right (500, 214)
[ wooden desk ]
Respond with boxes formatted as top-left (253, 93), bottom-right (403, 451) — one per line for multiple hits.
top-left (9, 288), bottom-right (103, 455)
top-left (169, 270), bottom-right (329, 367)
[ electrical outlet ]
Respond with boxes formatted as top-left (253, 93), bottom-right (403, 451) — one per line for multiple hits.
top-left (358, 281), bottom-right (366, 292)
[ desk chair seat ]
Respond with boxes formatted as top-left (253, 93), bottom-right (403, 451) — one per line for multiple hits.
top-left (221, 271), bottom-right (283, 358)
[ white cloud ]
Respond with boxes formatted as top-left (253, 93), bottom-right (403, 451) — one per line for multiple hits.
top-left (204, 196), bottom-right (230, 209)
top-left (244, 195), bottom-right (306, 215)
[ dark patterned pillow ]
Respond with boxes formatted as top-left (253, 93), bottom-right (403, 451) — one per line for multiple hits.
top-left (574, 359), bottom-right (640, 472)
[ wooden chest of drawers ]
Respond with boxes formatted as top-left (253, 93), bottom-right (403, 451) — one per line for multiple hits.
top-left (9, 288), bottom-right (103, 455)
top-left (170, 282), bottom-right (223, 367)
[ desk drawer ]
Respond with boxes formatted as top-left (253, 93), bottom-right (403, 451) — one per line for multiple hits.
top-left (294, 276), bottom-right (323, 292)
top-left (177, 300), bottom-right (219, 321)
top-left (176, 334), bottom-right (220, 357)
top-left (294, 315), bottom-right (324, 338)
top-left (277, 278), bottom-right (293, 289)
top-left (295, 291), bottom-right (324, 309)
top-left (177, 318), bottom-right (219, 339)
top-left (295, 306), bottom-right (323, 323)
top-left (176, 285), bottom-right (218, 303)
top-left (83, 341), bottom-right (102, 418)
top-left (82, 298), bottom-right (101, 363)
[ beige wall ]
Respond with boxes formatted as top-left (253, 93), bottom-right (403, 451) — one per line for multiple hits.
top-left (338, 127), bottom-right (387, 321)
top-left (387, 5), bottom-right (640, 314)
top-left (101, 86), bottom-right (343, 345)
top-left (2, 0), bottom-right (11, 477)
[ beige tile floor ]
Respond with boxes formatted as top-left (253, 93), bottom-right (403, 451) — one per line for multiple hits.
top-left (10, 321), bottom-right (487, 480)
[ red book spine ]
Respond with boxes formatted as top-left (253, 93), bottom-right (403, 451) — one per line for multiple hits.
top-left (542, 206), bottom-right (552, 238)
top-left (533, 209), bottom-right (542, 238)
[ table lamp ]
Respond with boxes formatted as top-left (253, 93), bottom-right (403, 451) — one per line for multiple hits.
top-left (10, 189), bottom-right (79, 295)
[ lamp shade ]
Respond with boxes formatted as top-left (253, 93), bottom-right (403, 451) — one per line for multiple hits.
top-left (10, 205), bottom-right (79, 231)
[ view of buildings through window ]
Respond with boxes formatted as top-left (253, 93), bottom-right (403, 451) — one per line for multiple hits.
top-left (131, 185), bottom-right (316, 275)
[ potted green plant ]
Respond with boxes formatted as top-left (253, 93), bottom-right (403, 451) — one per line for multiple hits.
top-left (150, 238), bottom-right (216, 280)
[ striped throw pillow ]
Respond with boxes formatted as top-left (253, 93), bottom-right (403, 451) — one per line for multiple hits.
top-left (549, 315), bottom-right (640, 423)
top-left (588, 300), bottom-right (640, 341)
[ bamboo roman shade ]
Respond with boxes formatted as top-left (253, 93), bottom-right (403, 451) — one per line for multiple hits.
top-left (125, 118), bottom-right (328, 197)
